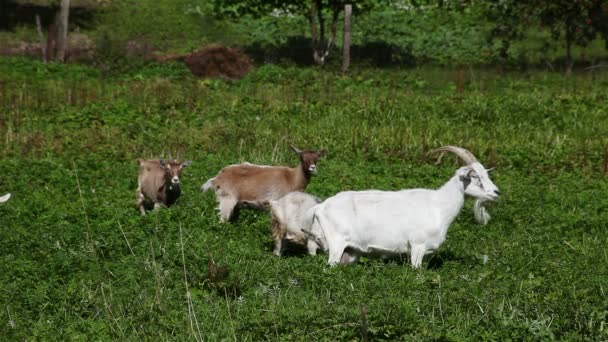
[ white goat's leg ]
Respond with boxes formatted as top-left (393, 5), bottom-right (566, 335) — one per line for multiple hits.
top-left (340, 251), bottom-right (358, 264)
top-left (327, 239), bottom-right (347, 266)
top-left (306, 240), bottom-right (319, 256)
top-left (410, 244), bottom-right (426, 268)
top-left (218, 196), bottom-right (238, 223)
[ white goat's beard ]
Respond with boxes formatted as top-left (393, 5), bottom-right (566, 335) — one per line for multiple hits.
top-left (473, 199), bottom-right (491, 225)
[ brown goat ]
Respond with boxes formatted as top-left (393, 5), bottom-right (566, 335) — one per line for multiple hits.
top-left (202, 145), bottom-right (325, 223)
top-left (136, 159), bottom-right (191, 215)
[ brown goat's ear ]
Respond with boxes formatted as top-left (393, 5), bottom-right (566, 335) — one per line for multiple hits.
top-left (159, 159), bottom-right (167, 168)
top-left (181, 160), bottom-right (192, 168)
top-left (289, 145), bottom-right (302, 154)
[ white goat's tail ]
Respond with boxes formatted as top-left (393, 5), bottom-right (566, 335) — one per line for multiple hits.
top-left (0, 193), bottom-right (11, 203)
top-left (201, 177), bottom-right (215, 192)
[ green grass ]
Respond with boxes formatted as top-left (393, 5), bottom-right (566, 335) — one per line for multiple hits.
top-left (0, 58), bottom-right (607, 340)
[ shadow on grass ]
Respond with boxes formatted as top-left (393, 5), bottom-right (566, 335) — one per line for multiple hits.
top-left (426, 250), bottom-right (478, 270)
top-left (263, 241), bottom-right (311, 258)
top-left (345, 249), bottom-right (478, 270)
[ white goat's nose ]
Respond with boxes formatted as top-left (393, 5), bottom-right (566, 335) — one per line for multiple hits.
top-left (172, 176), bottom-right (180, 183)
top-left (308, 164), bottom-right (316, 172)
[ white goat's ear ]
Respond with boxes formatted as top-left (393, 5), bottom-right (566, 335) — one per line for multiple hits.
top-left (181, 160), bottom-right (192, 168)
top-left (486, 167), bottom-right (495, 173)
top-left (290, 145), bottom-right (302, 154)
top-left (459, 174), bottom-right (471, 189)
top-left (459, 168), bottom-right (474, 188)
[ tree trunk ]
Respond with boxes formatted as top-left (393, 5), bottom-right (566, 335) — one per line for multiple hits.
top-left (565, 20), bottom-right (574, 75)
top-left (35, 13), bottom-right (47, 63)
top-left (309, 0), bottom-right (320, 63)
top-left (327, 0), bottom-right (339, 52)
top-left (565, 39), bottom-right (573, 75)
top-left (310, 0), bottom-right (342, 65)
top-left (316, 0), bottom-right (324, 46)
top-left (342, 4), bottom-right (352, 73)
top-left (56, 0), bottom-right (70, 62)
top-left (46, 11), bottom-right (59, 61)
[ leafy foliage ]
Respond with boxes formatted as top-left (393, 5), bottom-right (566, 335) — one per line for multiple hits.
top-left (484, 0), bottom-right (608, 69)
top-left (356, 3), bottom-right (491, 65)
top-left (94, 0), bottom-right (211, 55)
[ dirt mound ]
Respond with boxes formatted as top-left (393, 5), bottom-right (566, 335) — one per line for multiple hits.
top-left (179, 45), bottom-right (253, 80)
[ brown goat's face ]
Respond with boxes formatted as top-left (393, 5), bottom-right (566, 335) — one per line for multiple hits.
top-left (160, 160), bottom-right (192, 185)
top-left (298, 150), bottom-right (326, 174)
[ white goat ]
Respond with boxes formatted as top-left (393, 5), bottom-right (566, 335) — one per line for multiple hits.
top-left (136, 159), bottom-right (192, 215)
top-left (307, 146), bottom-right (500, 268)
top-left (0, 193), bottom-right (10, 203)
top-left (269, 191), bottom-right (323, 256)
top-left (202, 145), bottom-right (325, 223)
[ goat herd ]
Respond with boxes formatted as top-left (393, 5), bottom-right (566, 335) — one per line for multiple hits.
top-left (135, 145), bottom-right (500, 268)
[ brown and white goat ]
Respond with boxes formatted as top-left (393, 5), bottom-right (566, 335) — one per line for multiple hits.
top-left (201, 145), bottom-right (326, 223)
top-left (136, 159), bottom-right (191, 215)
top-left (0, 193), bottom-right (10, 203)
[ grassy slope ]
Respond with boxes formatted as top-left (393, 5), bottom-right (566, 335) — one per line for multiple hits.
top-left (0, 58), bottom-right (607, 340)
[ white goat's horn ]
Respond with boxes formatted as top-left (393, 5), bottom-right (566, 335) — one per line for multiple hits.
top-left (431, 146), bottom-right (478, 165)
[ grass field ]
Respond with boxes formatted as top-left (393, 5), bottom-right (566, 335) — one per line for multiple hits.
top-left (0, 58), bottom-right (607, 340)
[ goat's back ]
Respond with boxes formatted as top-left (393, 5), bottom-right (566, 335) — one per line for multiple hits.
top-left (270, 192), bottom-right (321, 227)
top-left (214, 163), bottom-right (302, 201)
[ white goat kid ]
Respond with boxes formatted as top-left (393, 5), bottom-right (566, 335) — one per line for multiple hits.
top-left (202, 145), bottom-right (325, 223)
top-left (308, 146), bottom-right (500, 268)
top-left (269, 191), bottom-right (322, 256)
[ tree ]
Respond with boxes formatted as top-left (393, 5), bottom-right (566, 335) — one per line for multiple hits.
top-left (483, 1), bottom-right (528, 61)
top-left (9, 0), bottom-right (107, 62)
top-left (212, 0), bottom-right (381, 65)
top-left (533, 0), bottom-right (607, 74)
top-left (485, 0), bottom-right (608, 73)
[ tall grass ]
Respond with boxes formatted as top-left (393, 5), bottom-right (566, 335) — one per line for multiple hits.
top-left (0, 58), bottom-right (607, 340)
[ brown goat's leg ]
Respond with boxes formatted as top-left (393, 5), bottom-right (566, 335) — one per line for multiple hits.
top-left (218, 196), bottom-right (238, 223)
top-left (136, 188), bottom-right (146, 216)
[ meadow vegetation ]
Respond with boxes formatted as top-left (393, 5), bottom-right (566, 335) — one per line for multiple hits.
top-left (0, 57), bottom-right (607, 340)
